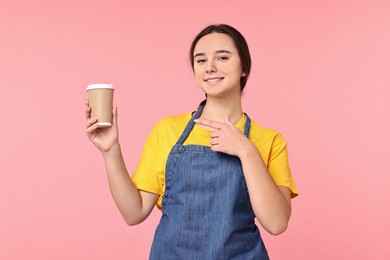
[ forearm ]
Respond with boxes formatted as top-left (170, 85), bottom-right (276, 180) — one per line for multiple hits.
top-left (239, 143), bottom-right (291, 235)
top-left (101, 142), bottom-right (146, 225)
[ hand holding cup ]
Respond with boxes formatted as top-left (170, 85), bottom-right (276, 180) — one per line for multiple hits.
top-left (85, 84), bottom-right (118, 152)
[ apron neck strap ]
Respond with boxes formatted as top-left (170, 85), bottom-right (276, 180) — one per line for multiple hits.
top-left (243, 113), bottom-right (251, 138)
top-left (176, 106), bottom-right (204, 145)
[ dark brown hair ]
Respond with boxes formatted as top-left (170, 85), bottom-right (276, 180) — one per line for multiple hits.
top-left (189, 24), bottom-right (252, 107)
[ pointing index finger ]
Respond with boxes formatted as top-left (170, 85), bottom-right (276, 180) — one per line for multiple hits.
top-left (194, 118), bottom-right (224, 130)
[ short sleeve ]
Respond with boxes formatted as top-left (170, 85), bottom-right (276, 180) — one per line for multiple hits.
top-left (131, 123), bottom-right (164, 196)
top-left (268, 134), bottom-right (298, 198)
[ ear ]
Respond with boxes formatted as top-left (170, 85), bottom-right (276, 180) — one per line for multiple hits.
top-left (241, 71), bottom-right (246, 77)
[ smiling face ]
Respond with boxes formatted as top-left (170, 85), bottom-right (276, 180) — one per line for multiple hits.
top-left (193, 33), bottom-right (245, 99)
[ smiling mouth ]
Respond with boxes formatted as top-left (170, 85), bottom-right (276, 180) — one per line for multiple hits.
top-left (205, 77), bottom-right (224, 84)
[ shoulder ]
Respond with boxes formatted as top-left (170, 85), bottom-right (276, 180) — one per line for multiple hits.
top-left (148, 111), bottom-right (193, 140)
top-left (249, 119), bottom-right (287, 147)
top-left (154, 112), bottom-right (192, 130)
top-left (142, 111), bottom-right (194, 153)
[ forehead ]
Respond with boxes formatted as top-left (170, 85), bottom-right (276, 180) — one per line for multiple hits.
top-left (194, 33), bottom-right (237, 54)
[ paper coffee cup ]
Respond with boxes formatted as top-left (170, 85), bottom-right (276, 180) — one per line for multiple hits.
top-left (86, 83), bottom-right (114, 128)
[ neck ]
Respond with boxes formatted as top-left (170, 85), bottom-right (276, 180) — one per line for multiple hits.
top-left (201, 95), bottom-right (243, 124)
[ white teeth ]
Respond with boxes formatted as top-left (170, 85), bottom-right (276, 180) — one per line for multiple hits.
top-left (206, 78), bottom-right (223, 83)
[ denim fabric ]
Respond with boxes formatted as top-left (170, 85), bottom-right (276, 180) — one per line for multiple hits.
top-left (150, 106), bottom-right (269, 260)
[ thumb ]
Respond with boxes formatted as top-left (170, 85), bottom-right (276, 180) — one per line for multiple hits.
top-left (112, 104), bottom-right (118, 126)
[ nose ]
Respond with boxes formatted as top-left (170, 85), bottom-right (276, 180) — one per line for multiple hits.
top-left (205, 60), bottom-right (216, 73)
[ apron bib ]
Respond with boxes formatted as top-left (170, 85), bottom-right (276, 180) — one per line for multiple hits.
top-left (150, 106), bottom-right (269, 260)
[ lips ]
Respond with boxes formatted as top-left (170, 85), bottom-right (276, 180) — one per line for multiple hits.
top-left (204, 77), bottom-right (224, 84)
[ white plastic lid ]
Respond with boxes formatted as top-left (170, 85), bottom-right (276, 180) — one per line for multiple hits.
top-left (86, 83), bottom-right (114, 91)
top-left (98, 122), bottom-right (112, 127)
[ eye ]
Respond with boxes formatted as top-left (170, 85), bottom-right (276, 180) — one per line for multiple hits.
top-left (195, 59), bottom-right (206, 64)
top-left (217, 56), bottom-right (229, 61)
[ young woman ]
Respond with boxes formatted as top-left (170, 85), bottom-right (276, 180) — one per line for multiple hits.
top-left (86, 24), bottom-right (298, 259)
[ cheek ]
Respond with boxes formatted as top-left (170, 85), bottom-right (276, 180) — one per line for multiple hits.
top-left (194, 68), bottom-right (203, 81)
top-left (232, 64), bottom-right (244, 78)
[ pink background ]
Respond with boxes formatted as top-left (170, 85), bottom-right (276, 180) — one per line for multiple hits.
top-left (1, 0), bottom-right (389, 259)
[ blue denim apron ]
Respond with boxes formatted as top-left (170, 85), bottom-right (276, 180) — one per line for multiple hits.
top-left (150, 106), bottom-right (269, 260)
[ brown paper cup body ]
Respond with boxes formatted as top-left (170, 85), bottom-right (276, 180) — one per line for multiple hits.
top-left (87, 88), bottom-right (114, 127)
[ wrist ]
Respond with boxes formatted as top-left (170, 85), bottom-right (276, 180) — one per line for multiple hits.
top-left (101, 141), bottom-right (121, 156)
top-left (238, 139), bottom-right (258, 160)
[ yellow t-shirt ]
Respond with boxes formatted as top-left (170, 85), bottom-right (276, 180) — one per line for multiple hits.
top-left (131, 111), bottom-right (298, 210)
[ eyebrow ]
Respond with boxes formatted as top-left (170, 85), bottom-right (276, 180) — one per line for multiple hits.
top-left (193, 50), bottom-right (233, 58)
